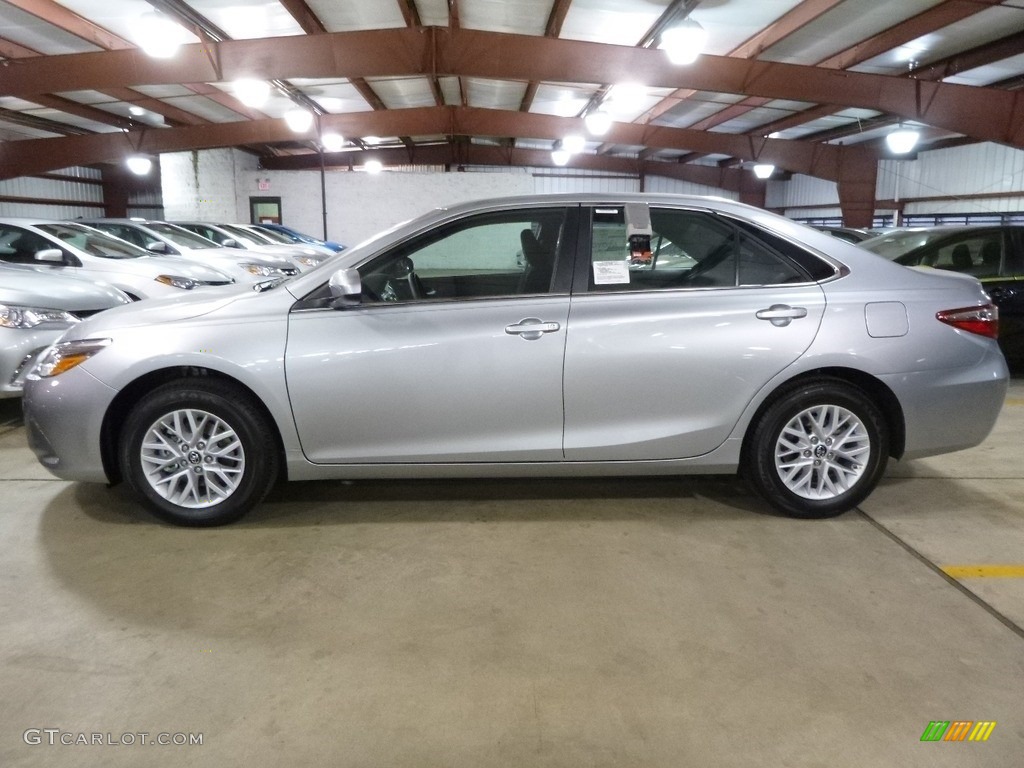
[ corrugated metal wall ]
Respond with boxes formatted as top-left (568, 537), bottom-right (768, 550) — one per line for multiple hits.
top-left (772, 142), bottom-right (1024, 222)
top-left (0, 166), bottom-right (106, 219)
top-left (767, 174), bottom-right (839, 211)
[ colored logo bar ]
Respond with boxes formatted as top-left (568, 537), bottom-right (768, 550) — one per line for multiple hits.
top-left (921, 721), bottom-right (996, 742)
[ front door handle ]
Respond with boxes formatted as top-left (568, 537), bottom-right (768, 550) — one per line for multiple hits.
top-left (505, 318), bottom-right (561, 340)
top-left (756, 304), bottom-right (808, 327)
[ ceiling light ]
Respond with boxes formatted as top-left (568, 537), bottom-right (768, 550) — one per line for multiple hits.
top-left (753, 163), bottom-right (775, 179)
top-left (553, 96), bottom-right (587, 118)
top-left (606, 83), bottom-right (648, 116)
top-left (584, 109), bottom-right (612, 136)
top-left (886, 126), bottom-right (920, 154)
top-left (562, 134), bottom-right (586, 154)
top-left (126, 156), bottom-right (153, 176)
top-left (551, 147), bottom-right (571, 167)
top-left (321, 133), bottom-right (345, 152)
top-left (284, 109), bottom-right (314, 133)
top-left (233, 79), bottom-right (270, 108)
top-left (363, 136), bottom-right (382, 145)
top-left (128, 106), bottom-right (146, 116)
top-left (132, 13), bottom-right (189, 59)
top-left (364, 160), bottom-right (383, 174)
top-left (660, 18), bottom-right (708, 65)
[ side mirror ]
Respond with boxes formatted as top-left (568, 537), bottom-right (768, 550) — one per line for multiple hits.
top-left (145, 240), bottom-right (168, 253)
top-left (34, 248), bottom-right (64, 263)
top-left (328, 268), bottom-right (362, 307)
top-left (222, 238), bottom-right (239, 248)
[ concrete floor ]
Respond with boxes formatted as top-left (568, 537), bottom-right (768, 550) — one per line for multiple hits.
top-left (1, 380), bottom-right (1023, 767)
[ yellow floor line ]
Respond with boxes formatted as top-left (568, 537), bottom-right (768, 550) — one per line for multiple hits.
top-left (1005, 398), bottom-right (1024, 406)
top-left (942, 565), bottom-right (1024, 579)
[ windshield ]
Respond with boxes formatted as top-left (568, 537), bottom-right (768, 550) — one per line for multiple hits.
top-left (250, 228), bottom-right (292, 244)
top-left (219, 224), bottom-right (263, 246)
top-left (36, 223), bottom-right (148, 259)
top-left (860, 229), bottom-right (961, 260)
top-left (145, 222), bottom-right (223, 249)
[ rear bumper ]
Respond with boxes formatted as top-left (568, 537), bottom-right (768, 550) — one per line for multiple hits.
top-left (881, 347), bottom-right (1009, 460)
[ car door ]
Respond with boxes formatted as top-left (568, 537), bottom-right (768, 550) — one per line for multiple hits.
top-left (563, 204), bottom-right (827, 461)
top-left (285, 205), bottom-right (577, 463)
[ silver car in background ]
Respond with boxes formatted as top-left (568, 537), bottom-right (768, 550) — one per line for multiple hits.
top-left (1, 264), bottom-right (130, 398)
top-left (173, 221), bottom-right (328, 270)
top-left (78, 219), bottom-right (299, 283)
top-left (23, 194), bottom-right (1008, 526)
top-left (0, 219), bottom-right (234, 299)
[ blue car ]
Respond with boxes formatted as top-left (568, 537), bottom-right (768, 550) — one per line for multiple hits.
top-left (252, 223), bottom-right (345, 253)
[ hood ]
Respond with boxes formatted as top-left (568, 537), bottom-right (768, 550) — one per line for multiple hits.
top-left (177, 248), bottom-right (296, 272)
top-left (103, 254), bottom-right (234, 283)
top-left (63, 281), bottom-right (250, 337)
top-left (0, 266), bottom-right (131, 311)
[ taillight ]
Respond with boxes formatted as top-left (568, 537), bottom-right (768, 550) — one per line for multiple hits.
top-left (936, 304), bottom-right (999, 339)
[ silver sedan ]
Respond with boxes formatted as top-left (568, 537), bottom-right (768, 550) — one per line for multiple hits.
top-left (1, 264), bottom-right (130, 398)
top-left (23, 194), bottom-right (1008, 525)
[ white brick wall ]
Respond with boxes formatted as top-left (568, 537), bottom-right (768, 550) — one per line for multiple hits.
top-left (235, 167), bottom-right (535, 247)
top-left (160, 149), bottom-right (258, 223)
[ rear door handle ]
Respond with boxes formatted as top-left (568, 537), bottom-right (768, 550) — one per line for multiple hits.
top-left (756, 304), bottom-right (808, 327)
top-left (505, 318), bottom-right (561, 340)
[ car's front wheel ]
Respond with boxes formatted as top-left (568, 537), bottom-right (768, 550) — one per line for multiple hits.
top-left (119, 380), bottom-right (279, 526)
top-left (744, 379), bottom-right (889, 518)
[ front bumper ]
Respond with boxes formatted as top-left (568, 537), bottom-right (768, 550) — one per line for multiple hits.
top-left (23, 366), bottom-right (118, 483)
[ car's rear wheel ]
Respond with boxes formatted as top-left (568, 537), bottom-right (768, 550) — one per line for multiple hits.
top-left (119, 380), bottom-right (278, 526)
top-left (744, 379), bottom-right (889, 518)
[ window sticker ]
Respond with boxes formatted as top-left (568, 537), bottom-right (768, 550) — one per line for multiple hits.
top-left (593, 260), bottom-right (630, 284)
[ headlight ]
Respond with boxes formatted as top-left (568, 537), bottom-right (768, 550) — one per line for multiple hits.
top-left (0, 303), bottom-right (79, 330)
top-left (241, 263), bottom-right (280, 277)
top-left (31, 338), bottom-right (111, 378)
top-left (296, 255), bottom-right (321, 267)
top-left (156, 274), bottom-right (201, 290)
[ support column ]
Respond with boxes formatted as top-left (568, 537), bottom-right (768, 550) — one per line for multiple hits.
top-left (738, 172), bottom-right (767, 210)
top-left (836, 150), bottom-right (878, 228)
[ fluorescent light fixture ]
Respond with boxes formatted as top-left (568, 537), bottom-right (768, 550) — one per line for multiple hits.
top-left (886, 126), bottom-right (920, 154)
top-left (126, 156), bottom-right (152, 176)
top-left (584, 109), bottom-right (612, 136)
top-left (284, 108), bottom-right (314, 133)
top-left (562, 134), bottom-right (586, 154)
top-left (233, 79), bottom-right (270, 108)
top-left (128, 106), bottom-right (146, 116)
top-left (364, 159), bottom-right (383, 174)
top-left (363, 136), bottom-right (382, 145)
top-left (661, 18), bottom-right (708, 65)
top-left (753, 164), bottom-right (775, 179)
top-left (321, 132), bottom-right (345, 152)
top-left (133, 13), bottom-right (190, 58)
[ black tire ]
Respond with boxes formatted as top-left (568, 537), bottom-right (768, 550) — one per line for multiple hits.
top-left (744, 379), bottom-right (889, 519)
top-left (119, 379), bottom-right (279, 526)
